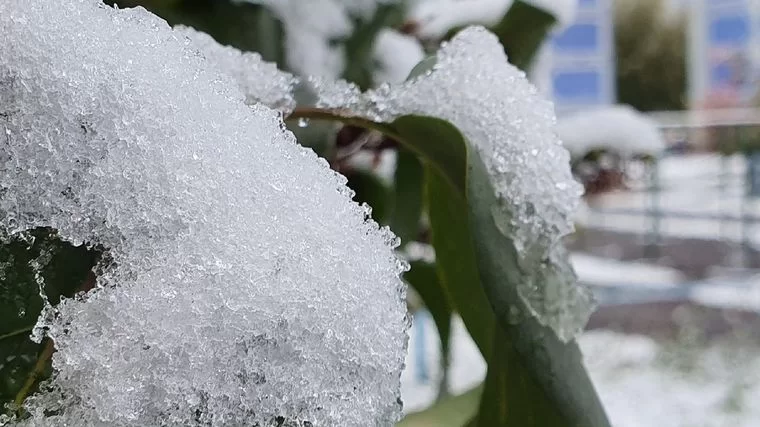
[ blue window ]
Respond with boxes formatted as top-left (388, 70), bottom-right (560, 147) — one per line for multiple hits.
top-left (709, 14), bottom-right (750, 46)
top-left (553, 24), bottom-right (599, 53)
top-left (710, 61), bottom-right (733, 86)
top-left (553, 71), bottom-right (601, 103)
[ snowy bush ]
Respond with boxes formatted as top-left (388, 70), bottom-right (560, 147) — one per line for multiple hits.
top-left (1, 0), bottom-right (610, 426)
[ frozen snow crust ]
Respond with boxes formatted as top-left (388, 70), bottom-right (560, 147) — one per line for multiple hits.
top-left (0, 0), bottom-right (407, 425)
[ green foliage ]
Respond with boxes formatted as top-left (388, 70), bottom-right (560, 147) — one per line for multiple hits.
top-left (423, 154), bottom-right (493, 357)
top-left (491, 0), bottom-right (556, 71)
top-left (391, 149), bottom-right (424, 247)
top-left (346, 169), bottom-right (393, 224)
top-left (397, 385), bottom-right (482, 427)
top-left (614, 0), bottom-right (687, 111)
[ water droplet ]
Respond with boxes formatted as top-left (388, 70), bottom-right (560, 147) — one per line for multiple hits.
top-left (297, 118), bottom-right (310, 128)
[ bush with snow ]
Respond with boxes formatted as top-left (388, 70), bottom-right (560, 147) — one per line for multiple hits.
top-left (0, 0), bottom-right (611, 426)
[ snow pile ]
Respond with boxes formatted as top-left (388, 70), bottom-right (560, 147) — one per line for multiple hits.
top-left (312, 26), bottom-right (592, 341)
top-left (405, 0), bottom-right (514, 40)
top-left (581, 331), bottom-right (760, 427)
top-left (571, 253), bottom-right (686, 286)
top-left (174, 25), bottom-right (297, 113)
top-left (372, 29), bottom-right (426, 84)
top-left (237, 0), bottom-right (398, 78)
top-left (557, 105), bottom-right (666, 158)
top-left (0, 0), bottom-right (408, 425)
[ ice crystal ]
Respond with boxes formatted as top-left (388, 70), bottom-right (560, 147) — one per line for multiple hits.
top-left (0, 0), bottom-right (407, 425)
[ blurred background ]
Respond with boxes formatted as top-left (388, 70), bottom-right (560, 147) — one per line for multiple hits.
top-left (105, 0), bottom-right (760, 425)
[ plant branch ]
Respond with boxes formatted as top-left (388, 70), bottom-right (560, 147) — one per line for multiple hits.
top-left (0, 326), bottom-right (34, 342)
top-left (287, 107), bottom-right (404, 142)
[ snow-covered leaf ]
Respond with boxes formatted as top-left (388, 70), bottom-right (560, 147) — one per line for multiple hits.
top-left (311, 26), bottom-right (592, 340)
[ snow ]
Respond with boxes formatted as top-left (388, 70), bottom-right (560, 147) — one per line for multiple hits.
top-left (0, 0), bottom-right (408, 425)
top-left (405, 0), bottom-right (514, 40)
top-left (689, 274), bottom-right (760, 312)
top-left (372, 29), bottom-right (426, 84)
top-left (557, 105), bottom-right (666, 157)
top-left (238, 0), bottom-right (397, 78)
top-left (522, 0), bottom-right (578, 30)
top-left (575, 153), bottom-right (760, 244)
top-left (174, 25), bottom-right (297, 113)
top-left (581, 331), bottom-right (760, 427)
top-left (312, 26), bottom-right (592, 341)
top-left (402, 317), bottom-right (760, 427)
top-left (571, 252), bottom-right (686, 286)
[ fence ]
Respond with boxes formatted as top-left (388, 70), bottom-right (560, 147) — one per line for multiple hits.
top-left (581, 108), bottom-right (760, 263)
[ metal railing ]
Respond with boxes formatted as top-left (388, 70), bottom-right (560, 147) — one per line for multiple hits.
top-left (582, 108), bottom-right (760, 263)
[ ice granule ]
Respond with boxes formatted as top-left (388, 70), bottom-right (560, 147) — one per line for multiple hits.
top-left (174, 25), bottom-right (298, 113)
top-left (0, 0), bottom-right (408, 425)
top-left (313, 26), bottom-right (592, 340)
top-left (236, 0), bottom-right (398, 78)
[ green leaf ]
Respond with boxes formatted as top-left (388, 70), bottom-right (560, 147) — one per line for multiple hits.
top-left (0, 229), bottom-right (99, 412)
top-left (397, 385), bottom-right (483, 427)
top-left (404, 261), bottom-right (452, 397)
top-left (346, 169), bottom-right (392, 224)
top-left (390, 116), bottom-right (467, 195)
top-left (424, 167), bottom-right (493, 357)
top-left (476, 326), bottom-right (563, 426)
top-left (491, 0), bottom-right (557, 71)
top-left (391, 148), bottom-right (424, 246)
top-left (396, 116), bottom-right (609, 426)
top-left (465, 135), bottom-right (609, 427)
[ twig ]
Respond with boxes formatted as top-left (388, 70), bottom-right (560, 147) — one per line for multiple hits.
top-left (287, 107), bottom-right (404, 142)
top-left (0, 326), bottom-right (34, 342)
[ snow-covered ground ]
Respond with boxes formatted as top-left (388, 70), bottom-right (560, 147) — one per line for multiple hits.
top-left (401, 316), bottom-right (760, 426)
top-left (571, 252), bottom-right (686, 286)
top-left (576, 153), bottom-right (760, 245)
